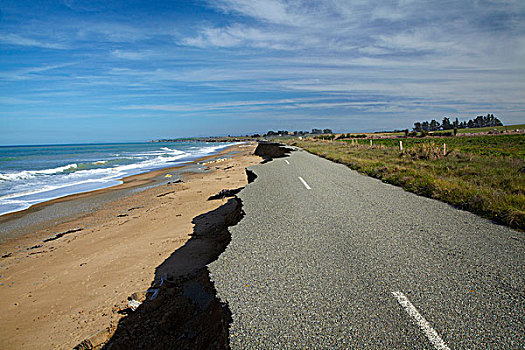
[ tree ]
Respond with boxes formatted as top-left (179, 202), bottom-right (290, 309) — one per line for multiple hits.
top-left (323, 129), bottom-right (333, 134)
top-left (442, 117), bottom-right (453, 130)
top-left (422, 121), bottom-right (430, 131)
top-left (473, 116), bottom-right (484, 128)
top-left (429, 119), bottom-right (440, 131)
top-left (413, 122), bottom-right (422, 132)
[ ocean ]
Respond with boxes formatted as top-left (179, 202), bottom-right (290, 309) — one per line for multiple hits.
top-left (0, 141), bottom-right (238, 216)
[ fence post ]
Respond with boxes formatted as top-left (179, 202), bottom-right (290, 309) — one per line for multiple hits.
top-left (399, 141), bottom-right (403, 151)
top-left (443, 143), bottom-right (447, 156)
top-left (370, 139), bottom-right (373, 146)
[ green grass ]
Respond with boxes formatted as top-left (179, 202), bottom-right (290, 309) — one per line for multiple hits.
top-left (284, 134), bottom-right (525, 230)
top-left (438, 124), bottom-right (525, 134)
top-left (350, 134), bottom-right (525, 159)
top-left (347, 123), bottom-right (525, 137)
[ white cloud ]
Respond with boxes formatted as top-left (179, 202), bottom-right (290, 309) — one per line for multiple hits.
top-left (182, 24), bottom-right (313, 50)
top-left (0, 63), bottom-right (76, 81)
top-left (209, 0), bottom-right (304, 26)
top-left (111, 50), bottom-right (156, 60)
top-left (0, 33), bottom-right (66, 49)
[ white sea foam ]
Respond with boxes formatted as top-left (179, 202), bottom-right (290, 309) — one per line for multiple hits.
top-left (0, 142), bottom-right (239, 216)
top-left (160, 147), bottom-right (186, 154)
top-left (0, 163), bottom-right (78, 181)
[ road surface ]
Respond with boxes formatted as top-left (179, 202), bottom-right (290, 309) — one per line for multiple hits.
top-left (209, 147), bottom-right (524, 349)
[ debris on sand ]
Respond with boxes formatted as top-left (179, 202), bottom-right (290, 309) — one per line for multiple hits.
top-left (42, 228), bottom-right (83, 243)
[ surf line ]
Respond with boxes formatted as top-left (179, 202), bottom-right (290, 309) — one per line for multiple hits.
top-left (392, 291), bottom-right (451, 350)
top-left (298, 176), bottom-right (312, 190)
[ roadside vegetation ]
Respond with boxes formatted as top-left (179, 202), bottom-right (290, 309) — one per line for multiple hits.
top-left (284, 134), bottom-right (525, 230)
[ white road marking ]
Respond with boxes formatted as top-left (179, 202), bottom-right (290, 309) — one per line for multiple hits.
top-left (298, 176), bottom-right (312, 190)
top-left (284, 160), bottom-right (290, 164)
top-left (392, 291), bottom-right (451, 350)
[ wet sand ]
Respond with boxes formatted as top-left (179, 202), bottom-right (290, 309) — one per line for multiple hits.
top-left (0, 143), bottom-right (261, 349)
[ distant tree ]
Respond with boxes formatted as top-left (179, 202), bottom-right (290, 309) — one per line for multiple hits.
top-left (323, 128), bottom-right (333, 134)
top-left (411, 113), bottom-right (503, 133)
top-left (473, 116), bottom-right (484, 128)
top-left (267, 130), bottom-right (277, 136)
top-left (464, 114), bottom-right (504, 128)
top-left (311, 128), bottom-right (323, 134)
top-left (486, 114), bottom-right (503, 127)
top-left (442, 117), bottom-right (453, 130)
top-left (429, 119), bottom-right (440, 131)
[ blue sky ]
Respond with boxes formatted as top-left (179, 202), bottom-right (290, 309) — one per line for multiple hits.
top-left (1, 0), bottom-right (524, 144)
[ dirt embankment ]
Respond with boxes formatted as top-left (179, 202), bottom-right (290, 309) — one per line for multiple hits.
top-left (254, 142), bottom-right (291, 162)
top-left (94, 197), bottom-right (244, 350)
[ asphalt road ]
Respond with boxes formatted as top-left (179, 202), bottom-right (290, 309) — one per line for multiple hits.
top-left (209, 147), bottom-right (524, 349)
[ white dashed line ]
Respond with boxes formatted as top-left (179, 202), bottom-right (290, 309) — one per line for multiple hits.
top-left (284, 159), bottom-right (290, 164)
top-left (392, 291), bottom-right (451, 350)
top-left (298, 176), bottom-right (311, 190)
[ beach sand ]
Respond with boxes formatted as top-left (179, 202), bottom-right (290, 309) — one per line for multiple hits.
top-left (0, 143), bottom-right (261, 349)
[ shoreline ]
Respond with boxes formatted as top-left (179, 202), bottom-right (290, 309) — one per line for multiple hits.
top-left (0, 143), bottom-right (244, 244)
top-left (0, 142), bottom-right (241, 217)
top-left (0, 142), bottom-right (261, 349)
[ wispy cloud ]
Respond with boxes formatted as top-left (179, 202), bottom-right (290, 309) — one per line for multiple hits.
top-left (111, 50), bottom-right (156, 60)
top-left (209, 0), bottom-right (308, 26)
top-left (0, 63), bottom-right (76, 81)
top-left (0, 33), bottom-right (66, 49)
top-left (120, 97), bottom-right (337, 113)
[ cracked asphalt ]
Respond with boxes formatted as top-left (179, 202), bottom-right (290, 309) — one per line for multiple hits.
top-left (209, 148), bottom-right (524, 349)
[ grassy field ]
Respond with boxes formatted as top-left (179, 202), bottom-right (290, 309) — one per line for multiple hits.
top-left (368, 123), bottom-right (525, 137)
top-left (284, 134), bottom-right (525, 230)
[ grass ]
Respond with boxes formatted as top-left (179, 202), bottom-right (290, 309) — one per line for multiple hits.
top-left (438, 124), bottom-right (525, 135)
top-left (362, 123), bottom-right (525, 137)
top-left (284, 134), bottom-right (525, 230)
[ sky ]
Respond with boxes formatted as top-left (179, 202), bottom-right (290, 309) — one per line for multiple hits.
top-left (1, 0), bottom-right (524, 145)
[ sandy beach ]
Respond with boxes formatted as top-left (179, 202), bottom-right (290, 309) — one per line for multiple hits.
top-left (0, 142), bottom-right (261, 349)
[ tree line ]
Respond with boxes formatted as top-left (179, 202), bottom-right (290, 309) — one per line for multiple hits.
top-left (413, 114), bottom-right (503, 132)
top-left (263, 128), bottom-right (333, 137)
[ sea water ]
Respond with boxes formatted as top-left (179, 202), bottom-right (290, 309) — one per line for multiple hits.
top-left (0, 142), bottom-right (237, 216)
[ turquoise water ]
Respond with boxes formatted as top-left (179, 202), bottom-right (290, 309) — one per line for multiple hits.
top-left (0, 142), bottom-right (237, 215)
